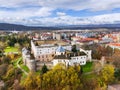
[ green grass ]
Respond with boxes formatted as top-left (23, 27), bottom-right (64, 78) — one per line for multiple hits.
top-left (20, 65), bottom-right (30, 73)
top-left (19, 60), bottom-right (30, 73)
top-left (4, 46), bottom-right (19, 53)
top-left (82, 62), bottom-right (93, 73)
top-left (11, 59), bottom-right (18, 68)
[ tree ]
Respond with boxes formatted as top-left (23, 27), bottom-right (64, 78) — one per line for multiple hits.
top-left (0, 64), bottom-right (8, 76)
top-left (1, 56), bottom-right (11, 64)
top-left (80, 66), bottom-right (83, 74)
top-left (106, 46), bottom-right (113, 56)
top-left (13, 80), bottom-right (24, 90)
top-left (23, 72), bottom-right (39, 90)
top-left (114, 68), bottom-right (120, 81)
top-left (22, 64), bottom-right (83, 90)
top-left (112, 50), bottom-right (120, 68)
top-left (8, 41), bottom-right (14, 47)
top-left (72, 45), bottom-right (77, 52)
top-left (82, 78), bottom-right (100, 90)
top-left (99, 65), bottom-right (115, 86)
top-left (41, 64), bottom-right (48, 74)
top-left (5, 65), bottom-right (15, 80)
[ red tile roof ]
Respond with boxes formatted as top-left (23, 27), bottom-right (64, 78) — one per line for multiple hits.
top-left (108, 43), bottom-right (120, 47)
top-left (84, 38), bottom-right (98, 41)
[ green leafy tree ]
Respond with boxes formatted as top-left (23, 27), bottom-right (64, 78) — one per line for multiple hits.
top-left (72, 45), bottom-right (77, 52)
top-left (114, 68), bottom-right (120, 81)
top-left (41, 64), bottom-right (49, 74)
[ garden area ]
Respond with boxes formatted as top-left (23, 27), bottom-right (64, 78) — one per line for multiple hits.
top-left (81, 61), bottom-right (93, 73)
top-left (4, 47), bottom-right (19, 53)
top-left (19, 59), bottom-right (30, 73)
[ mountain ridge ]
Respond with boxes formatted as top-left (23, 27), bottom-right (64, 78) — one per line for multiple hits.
top-left (0, 23), bottom-right (120, 31)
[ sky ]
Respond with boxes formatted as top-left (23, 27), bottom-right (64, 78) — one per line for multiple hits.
top-left (0, 0), bottom-right (120, 26)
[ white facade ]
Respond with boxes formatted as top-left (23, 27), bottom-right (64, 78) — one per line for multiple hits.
top-left (80, 48), bottom-right (92, 61)
top-left (70, 55), bottom-right (87, 65)
top-left (52, 55), bottom-right (87, 66)
top-left (31, 40), bottom-right (72, 59)
top-left (52, 46), bottom-right (91, 67)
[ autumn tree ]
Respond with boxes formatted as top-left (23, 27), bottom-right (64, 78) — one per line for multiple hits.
top-left (81, 77), bottom-right (100, 90)
top-left (99, 65), bottom-right (115, 87)
top-left (23, 72), bottom-right (40, 90)
top-left (1, 56), bottom-right (11, 64)
top-left (23, 64), bottom-right (82, 90)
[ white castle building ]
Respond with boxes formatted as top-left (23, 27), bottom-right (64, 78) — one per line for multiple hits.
top-left (31, 40), bottom-right (72, 62)
top-left (52, 46), bottom-right (89, 66)
top-left (22, 40), bottom-right (92, 71)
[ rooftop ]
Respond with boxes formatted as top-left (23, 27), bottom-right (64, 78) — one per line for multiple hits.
top-left (56, 46), bottom-right (65, 52)
top-left (33, 40), bottom-right (70, 47)
top-left (108, 43), bottom-right (120, 47)
top-left (54, 51), bottom-right (86, 59)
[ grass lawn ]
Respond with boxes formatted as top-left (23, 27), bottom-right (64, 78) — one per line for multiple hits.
top-left (19, 60), bottom-right (30, 73)
top-left (4, 46), bottom-right (19, 53)
top-left (11, 59), bottom-right (18, 68)
top-left (81, 62), bottom-right (93, 73)
top-left (20, 65), bottom-right (30, 73)
top-left (11, 57), bottom-right (22, 68)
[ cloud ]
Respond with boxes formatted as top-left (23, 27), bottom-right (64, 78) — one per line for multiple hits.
top-left (38, 0), bottom-right (120, 11)
top-left (35, 7), bottom-right (54, 17)
top-left (56, 12), bottom-right (66, 16)
top-left (1, 13), bottom-right (120, 26)
top-left (0, 0), bottom-right (39, 8)
top-left (0, 0), bottom-right (120, 26)
top-left (0, 7), bottom-right (53, 19)
top-left (0, 0), bottom-right (120, 11)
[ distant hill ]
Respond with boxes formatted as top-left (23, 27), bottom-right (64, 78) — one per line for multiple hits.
top-left (0, 23), bottom-right (61, 31)
top-left (0, 23), bottom-right (120, 31)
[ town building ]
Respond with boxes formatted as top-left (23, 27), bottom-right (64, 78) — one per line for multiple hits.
top-left (53, 33), bottom-right (61, 40)
top-left (52, 46), bottom-right (91, 66)
top-left (22, 40), bottom-right (92, 71)
top-left (107, 43), bottom-right (120, 50)
top-left (31, 40), bottom-right (72, 62)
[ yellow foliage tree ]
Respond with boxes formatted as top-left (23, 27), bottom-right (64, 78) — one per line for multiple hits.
top-left (99, 64), bottom-right (115, 86)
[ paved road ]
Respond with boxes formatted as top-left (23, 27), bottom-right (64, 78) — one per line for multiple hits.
top-left (17, 58), bottom-right (28, 75)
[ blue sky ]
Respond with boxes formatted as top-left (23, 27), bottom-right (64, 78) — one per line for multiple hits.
top-left (0, 0), bottom-right (120, 26)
